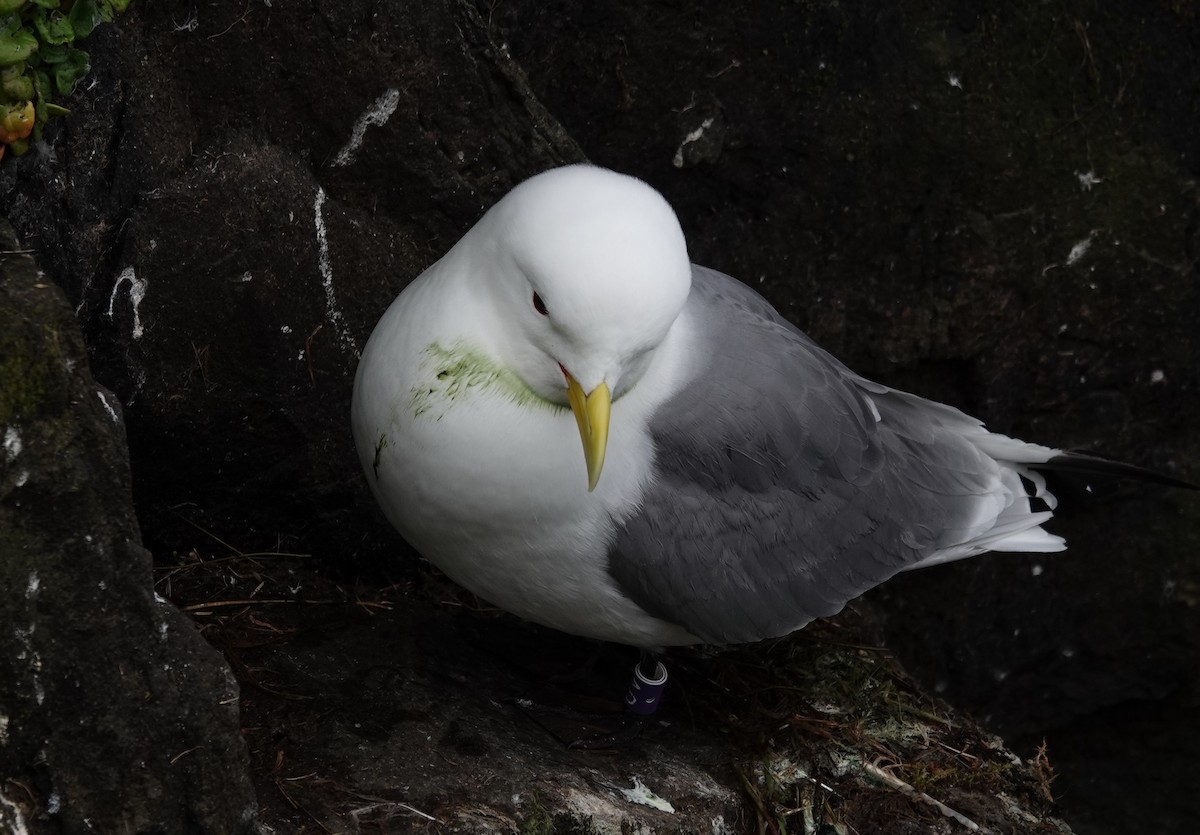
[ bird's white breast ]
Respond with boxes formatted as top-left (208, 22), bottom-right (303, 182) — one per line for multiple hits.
top-left (351, 266), bottom-right (700, 646)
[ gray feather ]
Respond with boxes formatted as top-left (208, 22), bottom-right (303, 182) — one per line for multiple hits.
top-left (607, 266), bottom-right (1030, 645)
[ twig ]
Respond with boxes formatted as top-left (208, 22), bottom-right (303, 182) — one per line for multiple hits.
top-left (330, 782), bottom-right (442, 823)
top-left (396, 802), bottom-right (439, 822)
top-left (208, 1), bottom-right (251, 40)
top-left (6, 779), bottom-right (37, 803)
top-left (734, 764), bottom-right (778, 835)
top-left (938, 741), bottom-right (980, 765)
top-left (888, 696), bottom-right (953, 728)
top-left (169, 746), bottom-right (201, 764)
top-left (1032, 739), bottom-right (1058, 803)
top-left (862, 762), bottom-right (982, 831)
top-left (182, 598), bottom-right (336, 611)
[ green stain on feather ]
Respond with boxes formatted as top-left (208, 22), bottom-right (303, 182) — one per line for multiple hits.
top-left (409, 340), bottom-right (564, 419)
top-left (371, 432), bottom-right (389, 479)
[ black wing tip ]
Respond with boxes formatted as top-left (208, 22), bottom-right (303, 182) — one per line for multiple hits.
top-left (1038, 452), bottom-right (1198, 491)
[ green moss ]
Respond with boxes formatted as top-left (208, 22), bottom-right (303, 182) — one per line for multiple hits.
top-left (904, 757), bottom-right (1017, 795)
top-left (370, 432), bottom-right (389, 479)
top-left (714, 625), bottom-right (1049, 830)
top-left (517, 794), bottom-right (556, 835)
top-left (409, 339), bottom-right (564, 419)
top-left (0, 324), bottom-right (51, 426)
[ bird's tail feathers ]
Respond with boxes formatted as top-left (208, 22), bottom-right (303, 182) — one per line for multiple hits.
top-left (905, 508), bottom-right (1066, 572)
top-left (1026, 451), bottom-right (1195, 513)
top-left (1032, 451), bottom-right (1196, 491)
top-left (906, 437), bottom-right (1191, 573)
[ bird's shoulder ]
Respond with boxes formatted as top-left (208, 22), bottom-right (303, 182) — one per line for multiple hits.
top-left (650, 265), bottom-right (888, 486)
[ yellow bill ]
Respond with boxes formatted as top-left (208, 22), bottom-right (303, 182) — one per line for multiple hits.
top-left (564, 372), bottom-right (611, 492)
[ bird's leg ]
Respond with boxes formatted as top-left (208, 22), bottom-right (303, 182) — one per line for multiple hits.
top-left (566, 650), bottom-right (668, 750)
top-left (624, 650), bottom-right (668, 717)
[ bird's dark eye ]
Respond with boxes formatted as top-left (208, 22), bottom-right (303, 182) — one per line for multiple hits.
top-left (532, 291), bottom-right (549, 316)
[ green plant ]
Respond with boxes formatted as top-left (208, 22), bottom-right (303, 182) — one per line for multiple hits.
top-left (0, 0), bottom-right (129, 160)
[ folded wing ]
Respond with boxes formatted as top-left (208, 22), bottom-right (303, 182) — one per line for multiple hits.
top-left (608, 266), bottom-right (1065, 645)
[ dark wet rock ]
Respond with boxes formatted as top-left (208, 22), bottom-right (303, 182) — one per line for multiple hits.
top-left (0, 0), bottom-right (1196, 832)
top-left (0, 222), bottom-right (256, 833)
top-left (0, 1), bottom-right (586, 576)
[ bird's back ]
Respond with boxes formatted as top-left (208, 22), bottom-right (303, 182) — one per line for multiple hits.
top-left (606, 266), bottom-right (1065, 645)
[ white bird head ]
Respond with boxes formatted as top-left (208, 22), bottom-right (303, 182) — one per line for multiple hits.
top-left (458, 165), bottom-right (693, 489)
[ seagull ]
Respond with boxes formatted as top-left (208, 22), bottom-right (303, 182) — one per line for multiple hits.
top-left (352, 165), bottom-right (1190, 737)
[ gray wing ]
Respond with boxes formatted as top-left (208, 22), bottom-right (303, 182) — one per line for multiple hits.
top-left (607, 266), bottom-right (1011, 645)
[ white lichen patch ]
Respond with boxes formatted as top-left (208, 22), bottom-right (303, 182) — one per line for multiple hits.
top-left (106, 266), bottom-right (148, 339)
top-left (96, 389), bottom-right (120, 423)
top-left (673, 117), bottom-right (715, 168)
top-left (871, 715), bottom-right (936, 745)
top-left (828, 751), bottom-right (862, 777)
top-left (618, 776), bottom-right (675, 813)
top-left (810, 701), bottom-right (845, 715)
top-left (313, 187), bottom-right (360, 358)
top-left (0, 714), bottom-right (9, 745)
top-left (172, 11), bottom-right (199, 32)
top-left (998, 791), bottom-right (1041, 824)
top-left (710, 816), bottom-right (737, 835)
top-left (1075, 170), bottom-right (1103, 191)
top-left (0, 790), bottom-right (31, 835)
top-left (334, 88), bottom-right (402, 167)
top-left (25, 573), bottom-right (38, 599)
top-left (764, 756), bottom-right (810, 788)
top-left (3, 426), bottom-right (21, 461)
top-left (1066, 233), bottom-right (1094, 266)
